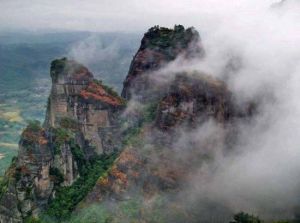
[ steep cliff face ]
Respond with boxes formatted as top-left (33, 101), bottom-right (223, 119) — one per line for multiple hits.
top-left (0, 58), bottom-right (125, 222)
top-left (155, 73), bottom-right (234, 130)
top-left (0, 123), bottom-right (52, 222)
top-left (46, 58), bottom-right (124, 155)
top-left (121, 25), bottom-right (204, 100)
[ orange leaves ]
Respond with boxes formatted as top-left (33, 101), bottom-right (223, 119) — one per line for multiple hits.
top-left (80, 82), bottom-right (123, 106)
top-left (38, 137), bottom-right (48, 145)
top-left (111, 166), bottom-right (128, 186)
top-left (98, 176), bottom-right (110, 187)
top-left (118, 149), bottom-right (142, 166)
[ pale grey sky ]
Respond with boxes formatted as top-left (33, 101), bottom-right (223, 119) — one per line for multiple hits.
top-left (0, 0), bottom-right (285, 32)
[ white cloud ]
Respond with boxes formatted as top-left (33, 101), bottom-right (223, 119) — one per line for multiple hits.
top-left (122, 0), bottom-right (300, 219)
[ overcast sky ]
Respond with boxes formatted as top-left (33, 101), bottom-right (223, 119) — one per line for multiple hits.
top-left (0, 0), bottom-right (287, 33)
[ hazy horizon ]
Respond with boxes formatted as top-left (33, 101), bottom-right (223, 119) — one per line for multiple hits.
top-left (1, 0), bottom-right (293, 33)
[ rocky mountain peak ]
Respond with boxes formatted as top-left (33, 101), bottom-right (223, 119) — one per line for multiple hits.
top-left (141, 25), bottom-right (200, 53)
top-left (121, 25), bottom-right (204, 100)
top-left (50, 57), bottom-right (93, 84)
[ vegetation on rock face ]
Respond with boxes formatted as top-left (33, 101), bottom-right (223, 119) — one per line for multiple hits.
top-left (59, 117), bottom-right (79, 131)
top-left (24, 216), bottom-right (44, 223)
top-left (122, 101), bottom-right (159, 147)
top-left (26, 120), bottom-right (42, 132)
top-left (67, 197), bottom-right (144, 223)
top-left (50, 57), bottom-right (67, 82)
top-left (0, 177), bottom-right (8, 199)
top-left (45, 152), bottom-right (117, 220)
top-left (51, 118), bottom-right (79, 153)
top-left (229, 213), bottom-right (293, 223)
top-left (122, 126), bottom-right (142, 147)
top-left (21, 120), bottom-right (47, 146)
top-left (49, 167), bottom-right (64, 186)
top-left (80, 80), bottom-right (126, 106)
top-left (67, 204), bottom-right (113, 223)
top-left (92, 79), bottom-right (119, 98)
top-left (144, 25), bottom-right (199, 52)
top-left (50, 57), bottom-right (93, 84)
top-left (142, 101), bottom-right (159, 123)
top-left (70, 143), bottom-right (85, 174)
top-left (50, 127), bottom-right (72, 154)
top-left (68, 193), bottom-right (203, 223)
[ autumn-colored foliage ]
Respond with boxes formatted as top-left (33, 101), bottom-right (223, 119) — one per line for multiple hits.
top-left (98, 176), bottom-right (110, 187)
top-left (111, 166), bottom-right (128, 186)
top-left (80, 82), bottom-right (124, 106)
top-left (118, 149), bottom-right (142, 166)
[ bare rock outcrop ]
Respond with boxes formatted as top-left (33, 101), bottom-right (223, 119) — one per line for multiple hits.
top-left (0, 58), bottom-right (125, 222)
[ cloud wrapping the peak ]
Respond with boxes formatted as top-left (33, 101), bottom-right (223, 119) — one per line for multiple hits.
top-left (2, 0), bottom-right (300, 220)
top-left (117, 0), bottom-right (300, 219)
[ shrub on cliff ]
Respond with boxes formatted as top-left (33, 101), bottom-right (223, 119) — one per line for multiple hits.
top-left (230, 212), bottom-right (262, 223)
top-left (21, 120), bottom-right (47, 146)
top-left (49, 167), bottom-right (64, 186)
top-left (50, 57), bottom-right (67, 82)
top-left (25, 120), bottom-right (42, 132)
top-left (59, 117), bottom-right (78, 131)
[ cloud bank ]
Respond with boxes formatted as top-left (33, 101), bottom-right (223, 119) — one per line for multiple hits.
top-left (113, 0), bottom-right (299, 220)
top-left (146, 0), bottom-right (300, 219)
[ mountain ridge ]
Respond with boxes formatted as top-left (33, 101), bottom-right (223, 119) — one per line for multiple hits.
top-left (0, 25), bottom-right (253, 223)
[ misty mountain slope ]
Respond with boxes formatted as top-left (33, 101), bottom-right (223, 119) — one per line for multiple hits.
top-left (0, 21), bottom-right (299, 223)
top-left (73, 26), bottom-right (256, 223)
